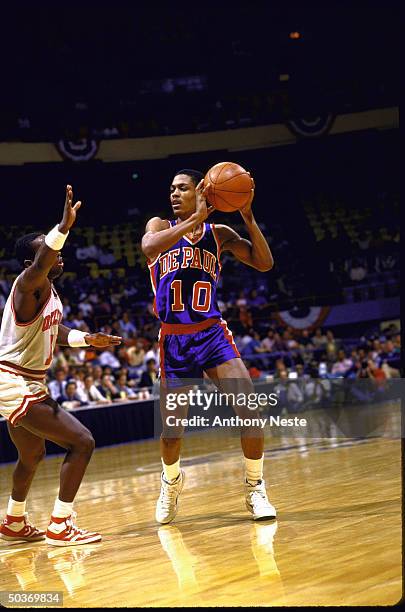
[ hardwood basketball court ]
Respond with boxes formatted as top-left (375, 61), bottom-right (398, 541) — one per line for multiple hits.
top-left (0, 422), bottom-right (401, 607)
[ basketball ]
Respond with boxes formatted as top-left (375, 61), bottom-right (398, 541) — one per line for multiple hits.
top-left (204, 162), bottom-right (254, 212)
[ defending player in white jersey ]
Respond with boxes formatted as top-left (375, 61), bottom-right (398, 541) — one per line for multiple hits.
top-left (0, 185), bottom-right (121, 546)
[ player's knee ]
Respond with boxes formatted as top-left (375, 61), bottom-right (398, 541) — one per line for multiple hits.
top-left (161, 435), bottom-right (182, 446)
top-left (240, 425), bottom-right (264, 439)
top-left (75, 431), bottom-right (95, 456)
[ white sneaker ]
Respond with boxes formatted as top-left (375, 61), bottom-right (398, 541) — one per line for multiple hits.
top-left (45, 511), bottom-right (101, 546)
top-left (245, 479), bottom-right (277, 520)
top-left (155, 470), bottom-right (185, 524)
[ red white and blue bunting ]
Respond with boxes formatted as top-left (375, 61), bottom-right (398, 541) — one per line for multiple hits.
top-left (286, 113), bottom-right (335, 138)
top-left (56, 138), bottom-right (99, 162)
top-left (274, 305), bottom-right (330, 331)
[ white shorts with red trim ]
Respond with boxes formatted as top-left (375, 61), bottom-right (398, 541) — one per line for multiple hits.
top-left (0, 369), bottom-right (49, 426)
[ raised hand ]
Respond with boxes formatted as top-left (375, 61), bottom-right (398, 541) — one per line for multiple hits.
top-left (240, 173), bottom-right (255, 219)
top-left (194, 179), bottom-right (215, 223)
top-left (59, 185), bottom-right (82, 233)
top-left (84, 332), bottom-right (122, 348)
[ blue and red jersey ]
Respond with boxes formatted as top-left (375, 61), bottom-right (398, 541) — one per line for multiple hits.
top-left (148, 222), bottom-right (222, 325)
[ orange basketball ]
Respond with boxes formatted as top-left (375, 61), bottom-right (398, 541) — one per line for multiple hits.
top-left (203, 162), bottom-right (254, 212)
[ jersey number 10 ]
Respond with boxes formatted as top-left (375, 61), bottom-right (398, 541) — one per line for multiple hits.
top-left (171, 280), bottom-right (212, 313)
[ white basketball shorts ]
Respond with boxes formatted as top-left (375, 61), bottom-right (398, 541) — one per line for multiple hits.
top-left (0, 368), bottom-right (49, 426)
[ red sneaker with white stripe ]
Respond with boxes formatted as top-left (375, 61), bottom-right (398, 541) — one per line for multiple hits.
top-left (45, 512), bottom-right (101, 547)
top-left (0, 513), bottom-right (45, 542)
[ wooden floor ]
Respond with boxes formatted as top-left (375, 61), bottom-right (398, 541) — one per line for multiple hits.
top-left (0, 425), bottom-right (402, 607)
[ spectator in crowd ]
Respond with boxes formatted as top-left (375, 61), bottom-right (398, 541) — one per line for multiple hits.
top-left (76, 242), bottom-right (100, 261)
top-left (348, 257), bottom-right (368, 282)
top-left (96, 374), bottom-right (120, 401)
top-left (57, 381), bottom-right (87, 411)
top-left (62, 347), bottom-right (84, 367)
top-left (378, 340), bottom-right (398, 365)
top-left (380, 360), bottom-right (400, 379)
top-left (248, 289), bottom-right (267, 317)
top-left (356, 230), bottom-right (372, 251)
top-left (261, 328), bottom-right (275, 352)
top-left (117, 367), bottom-right (136, 388)
top-left (273, 370), bottom-right (289, 413)
top-left (242, 331), bottom-right (270, 370)
top-left (139, 358), bottom-right (158, 389)
top-left (331, 350), bottom-right (353, 376)
top-left (126, 340), bottom-right (146, 377)
top-left (87, 288), bottom-right (99, 305)
top-left (272, 332), bottom-right (287, 352)
top-left (312, 328), bottom-right (327, 349)
top-left (98, 346), bottom-right (121, 369)
top-left (102, 366), bottom-right (115, 381)
top-left (144, 341), bottom-right (160, 369)
top-left (304, 374), bottom-right (330, 408)
top-left (286, 373), bottom-right (305, 412)
top-left (295, 363), bottom-right (307, 379)
top-left (273, 358), bottom-right (287, 379)
top-left (98, 248), bottom-right (116, 266)
top-left (299, 329), bottom-right (313, 349)
top-left (236, 290), bottom-right (248, 308)
top-left (78, 298), bottom-right (94, 320)
top-left (70, 311), bottom-right (90, 332)
top-left (48, 368), bottom-right (68, 402)
top-left (239, 306), bottom-right (253, 331)
top-left (282, 329), bottom-right (299, 351)
top-left (92, 365), bottom-right (104, 387)
top-left (370, 339), bottom-right (382, 362)
top-left (351, 357), bottom-right (385, 402)
top-left (325, 330), bottom-right (338, 361)
top-left (70, 367), bottom-right (87, 402)
top-left (274, 370), bottom-right (304, 414)
top-left (115, 373), bottom-right (138, 400)
top-left (63, 312), bottom-right (77, 329)
top-left (84, 364), bottom-right (94, 377)
top-left (118, 311), bottom-right (137, 339)
top-left (367, 359), bottom-right (387, 386)
top-left (82, 375), bottom-right (111, 404)
top-left (241, 331), bottom-right (263, 357)
top-left (95, 293), bottom-right (112, 316)
top-left (50, 345), bottom-right (69, 374)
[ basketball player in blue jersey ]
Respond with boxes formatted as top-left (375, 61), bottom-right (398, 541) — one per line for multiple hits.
top-left (142, 169), bottom-right (276, 524)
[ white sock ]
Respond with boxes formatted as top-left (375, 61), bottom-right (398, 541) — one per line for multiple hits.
top-left (52, 498), bottom-right (74, 518)
top-left (162, 458), bottom-right (180, 483)
top-left (7, 497), bottom-right (26, 517)
top-left (245, 455), bottom-right (264, 485)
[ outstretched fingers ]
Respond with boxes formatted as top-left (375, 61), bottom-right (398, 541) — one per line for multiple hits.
top-left (65, 185), bottom-right (73, 207)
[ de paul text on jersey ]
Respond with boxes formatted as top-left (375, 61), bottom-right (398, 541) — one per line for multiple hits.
top-left (159, 246), bottom-right (217, 281)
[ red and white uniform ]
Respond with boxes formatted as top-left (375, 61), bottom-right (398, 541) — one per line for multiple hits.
top-left (0, 276), bottom-right (63, 425)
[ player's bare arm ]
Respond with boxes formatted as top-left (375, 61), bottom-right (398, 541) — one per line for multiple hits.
top-left (141, 180), bottom-right (213, 260)
top-left (215, 190), bottom-right (274, 272)
top-left (56, 323), bottom-right (122, 348)
top-left (14, 185), bottom-right (81, 322)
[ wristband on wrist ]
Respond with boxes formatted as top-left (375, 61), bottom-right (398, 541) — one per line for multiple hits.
top-left (44, 225), bottom-right (69, 251)
top-left (67, 329), bottom-right (89, 348)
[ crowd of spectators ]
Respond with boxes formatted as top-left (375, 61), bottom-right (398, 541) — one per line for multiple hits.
top-left (42, 315), bottom-right (400, 413)
top-left (0, 263), bottom-right (401, 414)
top-left (7, 283), bottom-right (400, 414)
